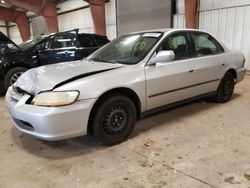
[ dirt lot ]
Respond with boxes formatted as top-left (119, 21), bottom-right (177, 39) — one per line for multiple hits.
top-left (0, 76), bottom-right (250, 188)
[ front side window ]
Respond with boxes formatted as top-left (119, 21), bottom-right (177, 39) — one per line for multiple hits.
top-left (87, 32), bottom-right (162, 65)
top-left (191, 33), bottom-right (224, 57)
top-left (158, 33), bottom-right (192, 60)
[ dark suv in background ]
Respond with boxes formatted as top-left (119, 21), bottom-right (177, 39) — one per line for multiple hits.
top-left (0, 29), bottom-right (109, 92)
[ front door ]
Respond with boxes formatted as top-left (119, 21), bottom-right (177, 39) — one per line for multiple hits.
top-left (38, 30), bottom-right (77, 65)
top-left (145, 32), bottom-right (199, 110)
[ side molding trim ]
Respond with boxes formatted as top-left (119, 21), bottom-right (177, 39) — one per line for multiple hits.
top-left (148, 79), bottom-right (220, 98)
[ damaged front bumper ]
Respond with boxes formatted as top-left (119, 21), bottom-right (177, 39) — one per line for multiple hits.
top-left (5, 86), bottom-right (95, 141)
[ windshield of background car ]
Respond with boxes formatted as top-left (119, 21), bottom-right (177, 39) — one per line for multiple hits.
top-left (87, 32), bottom-right (163, 64)
top-left (19, 36), bottom-right (46, 50)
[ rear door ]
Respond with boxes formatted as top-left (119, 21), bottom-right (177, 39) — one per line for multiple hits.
top-left (145, 32), bottom-right (200, 110)
top-left (75, 34), bottom-right (98, 60)
top-left (38, 30), bottom-right (78, 65)
top-left (189, 32), bottom-right (227, 94)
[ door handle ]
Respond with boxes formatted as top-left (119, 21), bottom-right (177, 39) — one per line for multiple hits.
top-left (188, 69), bottom-right (194, 73)
top-left (221, 62), bottom-right (226, 66)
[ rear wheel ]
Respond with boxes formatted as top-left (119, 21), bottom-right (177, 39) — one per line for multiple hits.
top-left (90, 94), bottom-right (136, 146)
top-left (213, 72), bottom-right (235, 103)
top-left (4, 67), bottom-right (27, 90)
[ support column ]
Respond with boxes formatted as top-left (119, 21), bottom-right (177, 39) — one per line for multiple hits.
top-left (5, 21), bottom-right (10, 38)
top-left (6, 0), bottom-right (58, 33)
top-left (0, 7), bottom-right (30, 41)
top-left (15, 13), bottom-right (30, 41)
top-left (185, 0), bottom-right (198, 28)
top-left (85, 0), bottom-right (106, 36)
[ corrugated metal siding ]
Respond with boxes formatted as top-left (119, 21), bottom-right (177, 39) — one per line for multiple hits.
top-left (173, 5), bottom-right (250, 70)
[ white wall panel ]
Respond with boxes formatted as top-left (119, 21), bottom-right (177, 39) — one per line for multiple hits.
top-left (9, 24), bottom-right (22, 44)
top-left (173, 14), bottom-right (185, 28)
top-left (173, 4), bottom-right (250, 70)
top-left (0, 28), bottom-right (7, 35)
top-left (57, 0), bottom-right (88, 13)
top-left (176, 0), bottom-right (250, 13)
top-left (200, 0), bottom-right (250, 11)
top-left (233, 7), bottom-right (244, 50)
top-left (241, 6), bottom-right (250, 70)
top-left (210, 10), bottom-right (219, 37)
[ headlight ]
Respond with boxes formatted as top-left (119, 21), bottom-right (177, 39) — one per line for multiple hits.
top-left (31, 91), bottom-right (79, 107)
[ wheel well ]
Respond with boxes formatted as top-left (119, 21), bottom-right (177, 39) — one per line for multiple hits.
top-left (87, 87), bottom-right (141, 132)
top-left (4, 64), bottom-right (31, 75)
top-left (227, 69), bottom-right (237, 81)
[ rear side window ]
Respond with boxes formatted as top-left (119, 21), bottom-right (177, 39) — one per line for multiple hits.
top-left (93, 35), bottom-right (110, 46)
top-left (191, 33), bottom-right (224, 57)
top-left (76, 35), bottom-right (94, 48)
top-left (158, 33), bottom-right (192, 60)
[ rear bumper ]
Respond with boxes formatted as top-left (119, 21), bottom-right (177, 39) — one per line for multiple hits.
top-left (236, 67), bottom-right (246, 83)
top-left (5, 86), bottom-right (95, 141)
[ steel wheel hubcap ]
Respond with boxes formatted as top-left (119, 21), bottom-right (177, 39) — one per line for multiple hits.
top-left (103, 105), bottom-right (128, 135)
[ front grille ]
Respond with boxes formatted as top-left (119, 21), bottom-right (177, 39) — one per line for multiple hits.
top-left (13, 118), bottom-right (34, 131)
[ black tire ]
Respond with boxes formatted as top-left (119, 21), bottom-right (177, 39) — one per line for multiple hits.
top-left (4, 67), bottom-right (27, 90)
top-left (213, 72), bottom-right (235, 103)
top-left (90, 94), bottom-right (137, 146)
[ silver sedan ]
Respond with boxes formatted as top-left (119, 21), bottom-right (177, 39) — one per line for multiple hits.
top-left (5, 29), bottom-right (246, 145)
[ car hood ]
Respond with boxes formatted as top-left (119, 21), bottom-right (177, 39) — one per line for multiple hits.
top-left (15, 60), bottom-right (124, 95)
top-left (0, 32), bottom-right (21, 57)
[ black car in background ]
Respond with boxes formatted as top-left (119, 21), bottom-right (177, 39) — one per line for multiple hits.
top-left (0, 29), bottom-right (109, 92)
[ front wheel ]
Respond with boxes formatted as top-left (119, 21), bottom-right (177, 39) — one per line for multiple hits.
top-left (4, 67), bottom-right (28, 90)
top-left (213, 72), bottom-right (235, 103)
top-left (90, 94), bottom-right (137, 146)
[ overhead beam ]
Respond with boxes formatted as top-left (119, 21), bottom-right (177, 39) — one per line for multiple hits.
top-left (6, 0), bottom-right (58, 33)
top-left (84, 0), bottom-right (106, 36)
top-left (185, 0), bottom-right (198, 28)
top-left (0, 7), bottom-right (30, 41)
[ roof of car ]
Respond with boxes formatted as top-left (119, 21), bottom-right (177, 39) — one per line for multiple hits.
top-left (130, 28), bottom-right (206, 34)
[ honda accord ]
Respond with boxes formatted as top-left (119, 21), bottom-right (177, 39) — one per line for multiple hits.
top-left (5, 29), bottom-right (246, 145)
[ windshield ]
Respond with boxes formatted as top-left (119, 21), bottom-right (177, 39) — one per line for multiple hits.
top-left (19, 36), bottom-right (46, 50)
top-left (87, 32), bottom-right (162, 64)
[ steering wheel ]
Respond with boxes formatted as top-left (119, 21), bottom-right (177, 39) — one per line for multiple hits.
top-left (132, 41), bottom-right (146, 56)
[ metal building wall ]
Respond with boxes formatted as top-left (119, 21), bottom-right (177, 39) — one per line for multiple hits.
top-left (173, 5), bottom-right (250, 70)
top-left (117, 0), bottom-right (172, 36)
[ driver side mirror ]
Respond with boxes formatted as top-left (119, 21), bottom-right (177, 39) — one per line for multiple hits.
top-left (150, 50), bottom-right (175, 65)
